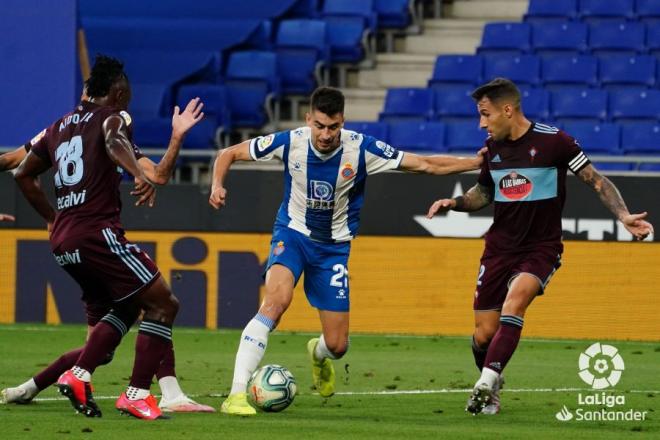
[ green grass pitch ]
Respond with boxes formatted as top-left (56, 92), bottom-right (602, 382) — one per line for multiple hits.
top-left (1, 324), bottom-right (657, 439)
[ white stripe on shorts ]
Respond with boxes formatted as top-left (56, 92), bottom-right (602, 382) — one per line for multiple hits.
top-left (102, 228), bottom-right (152, 283)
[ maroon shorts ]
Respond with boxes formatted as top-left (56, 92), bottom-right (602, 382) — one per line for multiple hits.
top-left (51, 226), bottom-right (160, 305)
top-left (473, 247), bottom-right (562, 311)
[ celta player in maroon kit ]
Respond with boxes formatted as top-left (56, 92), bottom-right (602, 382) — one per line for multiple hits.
top-left (13, 55), bottom-right (205, 420)
top-left (426, 78), bottom-right (654, 415)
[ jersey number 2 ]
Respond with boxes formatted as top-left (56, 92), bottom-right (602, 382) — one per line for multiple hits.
top-left (54, 136), bottom-right (84, 188)
top-left (330, 264), bottom-right (349, 288)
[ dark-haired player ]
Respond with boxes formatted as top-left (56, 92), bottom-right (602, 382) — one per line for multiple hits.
top-left (1, 103), bottom-right (213, 414)
top-left (13, 55), bottom-right (205, 420)
top-left (426, 78), bottom-right (654, 415)
top-left (209, 86), bottom-right (486, 415)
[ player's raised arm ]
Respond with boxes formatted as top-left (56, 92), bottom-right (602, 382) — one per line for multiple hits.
top-left (399, 147), bottom-right (486, 175)
top-left (0, 146), bottom-right (28, 172)
top-left (14, 151), bottom-right (56, 224)
top-left (208, 141), bottom-right (252, 209)
top-left (576, 163), bottom-right (654, 240)
top-left (138, 97), bottom-right (205, 185)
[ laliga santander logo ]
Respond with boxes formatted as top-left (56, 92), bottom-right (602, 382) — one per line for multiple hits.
top-left (578, 343), bottom-right (625, 389)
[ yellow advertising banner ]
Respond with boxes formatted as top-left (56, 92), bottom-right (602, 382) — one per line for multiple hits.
top-left (0, 230), bottom-right (658, 340)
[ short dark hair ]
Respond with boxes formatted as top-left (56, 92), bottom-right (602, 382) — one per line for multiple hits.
top-left (310, 87), bottom-right (344, 116)
top-left (471, 78), bottom-right (520, 107)
top-left (85, 54), bottom-right (129, 98)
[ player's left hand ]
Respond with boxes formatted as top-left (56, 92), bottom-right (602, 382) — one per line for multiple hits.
top-left (475, 147), bottom-right (488, 166)
top-left (132, 177), bottom-right (157, 207)
top-left (622, 212), bottom-right (654, 241)
top-left (0, 213), bottom-right (15, 222)
top-left (172, 97), bottom-right (205, 138)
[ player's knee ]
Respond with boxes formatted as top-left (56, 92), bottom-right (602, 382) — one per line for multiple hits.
top-left (325, 336), bottom-right (350, 358)
top-left (474, 326), bottom-right (496, 347)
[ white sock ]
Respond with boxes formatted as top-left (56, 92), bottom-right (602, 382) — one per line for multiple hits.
top-left (126, 386), bottom-right (150, 401)
top-left (229, 318), bottom-right (271, 395)
top-left (476, 367), bottom-right (500, 390)
top-left (158, 376), bottom-right (184, 402)
top-left (19, 378), bottom-right (39, 398)
top-left (314, 335), bottom-right (338, 361)
top-left (72, 366), bottom-right (91, 382)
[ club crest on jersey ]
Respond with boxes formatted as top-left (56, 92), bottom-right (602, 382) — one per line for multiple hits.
top-left (273, 241), bottom-right (285, 256)
top-left (257, 134), bottom-right (274, 152)
top-left (341, 163), bottom-right (355, 179)
top-left (498, 171), bottom-right (533, 201)
top-left (119, 111), bottom-right (132, 126)
top-left (529, 147), bottom-right (538, 162)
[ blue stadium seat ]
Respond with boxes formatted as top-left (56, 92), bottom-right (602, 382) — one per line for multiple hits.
top-left (427, 55), bottom-right (482, 90)
top-left (599, 55), bottom-right (656, 90)
top-left (610, 90), bottom-right (660, 122)
top-left (636, 0), bottom-right (660, 24)
top-left (379, 88), bottom-right (434, 122)
top-left (621, 122), bottom-right (660, 154)
top-left (287, 0), bottom-right (322, 18)
top-left (226, 51), bottom-right (280, 96)
top-left (387, 121), bottom-right (447, 152)
top-left (531, 22), bottom-right (587, 57)
top-left (562, 121), bottom-right (621, 154)
top-left (176, 84), bottom-right (231, 141)
top-left (542, 55), bottom-right (598, 90)
top-left (483, 55), bottom-right (541, 87)
top-left (638, 163), bottom-right (660, 171)
top-left (588, 22), bottom-right (646, 57)
top-left (343, 121), bottom-right (388, 140)
top-left (578, 0), bottom-right (634, 23)
top-left (433, 88), bottom-right (476, 122)
top-left (524, 0), bottom-right (578, 23)
top-left (444, 121), bottom-right (487, 152)
top-left (521, 89), bottom-right (550, 121)
top-left (322, 0), bottom-right (376, 31)
top-left (477, 22), bottom-right (531, 56)
top-left (592, 162), bottom-right (633, 171)
top-left (551, 90), bottom-right (608, 122)
top-left (324, 18), bottom-right (369, 63)
top-left (374, 0), bottom-right (412, 29)
top-left (647, 25), bottom-right (660, 59)
top-left (275, 19), bottom-right (328, 94)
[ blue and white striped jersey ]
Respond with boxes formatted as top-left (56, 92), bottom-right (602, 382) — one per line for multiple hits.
top-left (249, 127), bottom-right (404, 243)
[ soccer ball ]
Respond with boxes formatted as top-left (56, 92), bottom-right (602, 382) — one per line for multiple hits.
top-left (247, 364), bottom-right (297, 412)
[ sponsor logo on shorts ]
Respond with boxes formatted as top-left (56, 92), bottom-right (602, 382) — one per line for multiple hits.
top-left (53, 249), bottom-right (81, 266)
top-left (336, 289), bottom-right (346, 300)
top-left (498, 171), bottom-right (533, 201)
top-left (273, 241), bottom-right (285, 256)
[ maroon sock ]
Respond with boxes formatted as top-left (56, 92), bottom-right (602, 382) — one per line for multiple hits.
top-left (129, 320), bottom-right (172, 389)
top-left (75, 322), bottom-right (123, 374)
top-left (33, 347), bottom-right (84, 390)
top-left (471, 337), bottom-right (488, 371)
top-left (156, 341), bottom-right (176, 380)
top-left (483, 315), bottom-right (524, 374)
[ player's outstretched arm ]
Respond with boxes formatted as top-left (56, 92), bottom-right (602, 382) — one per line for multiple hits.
top-left (0, 213), bottom-right (15, 221)
top-left (209, 141), bottom-right (252, 209)
top-left (576, 164), bottom-right (654, 240)
top-left (426, 182), bottom-right (493, 218)
top-left (0, 146), bottom-right (27, 172)
top-left (139, 97), bottom-right (205, 185)
top-left (14, 152), bottom-right (56, 224)
top-left (399, 148), bottom-right (486, 175)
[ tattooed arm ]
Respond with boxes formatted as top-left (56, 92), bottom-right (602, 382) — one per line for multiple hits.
top-left (576, 164), bottom-right (654, 240)
top-left (426, 182), bottom-right (494, 218)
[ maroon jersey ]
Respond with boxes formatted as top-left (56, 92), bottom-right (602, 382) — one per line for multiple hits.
top-left (478, 122), bottom-right (590, 255)
top-left (30, 101), bottom-right (141, 245)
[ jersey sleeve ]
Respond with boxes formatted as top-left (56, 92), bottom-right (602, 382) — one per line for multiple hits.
top-left (560, 131), bottom-right (591, 174)
top-left (28, 128), bottom-right (52, 165)
top-left (363, 136), bottom-right (404, 175)
top-left (477, 142), bottom-right (494, 187)
top-left (131, 142), bottom-right (144, 160)
top-left (249, 131), bottom-right (290, 161)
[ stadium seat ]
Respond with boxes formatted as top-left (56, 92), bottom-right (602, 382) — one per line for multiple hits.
top-left (636, 0), bottom-right (660, 24)
top-left (588, 22), bottom-right (646, 57)
top-left (599, 55), bottom-right (656, 90)
top-left (610, 90), bottom-right (660, 122)
top-left (578, 0), bottom-right (634, 23)
top-left (647, 25), bottom-right (660, 59)
top-left (477, 22), bottom-right (531, 57)
top-left (387, 121), bottom-right (447, 152)
top-left (275, 19), bottom-right (328, 94)
top-left (433, 88), bottom-right (476, 122)
top-left (523, 0), bottom-right (578, 23)
top-left (638, 163), bottom-right (660, 171)
top-left (521, 89), bottom-right (550, 122)
top-left (324, 18), bottom-right (369, 63)
top-left (591, 162), bottom-right (634, 171)
top-left (562, 121), bottom-right (621, 155)
top-left (531, 22), bottom-right (588, 57)
top-left (541, 55), bottom-right (598, 90)
top-left (287, 0), bottom-right (322, 18)
top-left (177, 84), bottom-right (232, 132)
top-left (482, 55), bottom-right (541, 87)
top-left (621, 122), bottom-right (660, 154)
top-left (427, 55), bottom-right (482, 91)
top-left (551, 89), bottom-right (608, 122)
top-left (444, 121), bottom-right (487, 152)
top-left (374, 0), bottom-right (413, 29)
top-left (343, 121), bottom-right (388, 141)
top-left (322, 0), bottom-right (376, 31)
top-left (379, 88), bottom-right (434, 122)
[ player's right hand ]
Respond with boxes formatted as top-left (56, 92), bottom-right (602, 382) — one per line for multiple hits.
top-left (209, 186), bottom-right (227, 210)
top-left (132, 177), bottom-right (157, 207)
top-left (0, 213), bottom-right (15, 222)
top-left (426, 198), bottom-right (455, 218)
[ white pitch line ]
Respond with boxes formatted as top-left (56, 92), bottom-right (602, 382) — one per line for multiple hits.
top-left (22, 388), bottom-right (659, 403)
